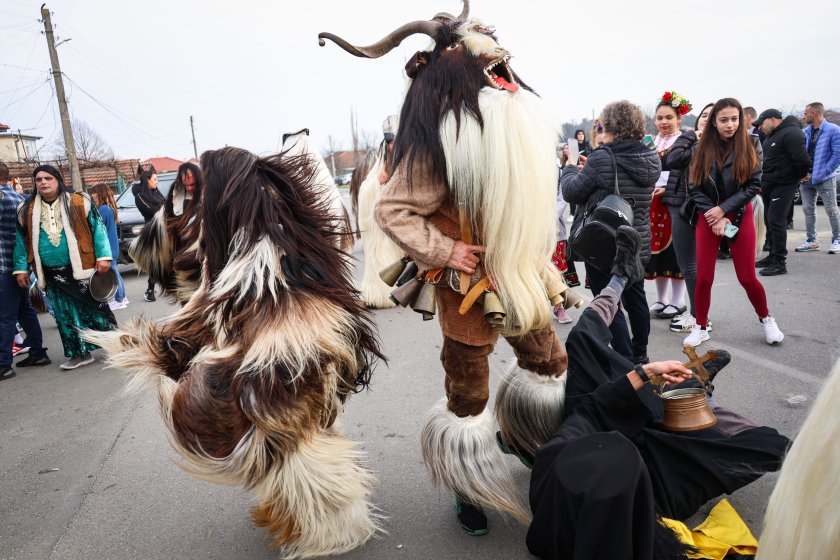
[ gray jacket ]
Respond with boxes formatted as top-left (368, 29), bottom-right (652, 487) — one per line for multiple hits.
top-left (561, 140), bottom-right (660, 264)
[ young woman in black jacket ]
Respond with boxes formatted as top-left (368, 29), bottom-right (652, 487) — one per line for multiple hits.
top-left (132, 170), bottom-right (165, 301)
top-left (685, 98), bottom-right (783, 347)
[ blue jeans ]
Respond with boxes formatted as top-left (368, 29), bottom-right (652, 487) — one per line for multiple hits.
top-left (800, 177), bottom-right (840, 242)
top-left (0, 274), bottom-right (48, 368)
top-left (110, 261), bottom-right (126, 302)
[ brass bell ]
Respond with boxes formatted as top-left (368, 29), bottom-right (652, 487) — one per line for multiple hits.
top-left (379, 258), bottom-right (408, 287)
top-left (411, 282), bottom-right (437, 319)
top-left (562, 289), bottom-right (584, 310)
top-left (483, 291), bottom-right (506, 327)
top-left (389, 276), bottom-right (423, 307)
top-left (661, 387), bottom-right (717, 432)
top-left (395, 261), bottom-right (419, 287)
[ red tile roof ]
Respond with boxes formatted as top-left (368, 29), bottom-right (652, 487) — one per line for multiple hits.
top-left (142, 156), bottom-right (183, 173)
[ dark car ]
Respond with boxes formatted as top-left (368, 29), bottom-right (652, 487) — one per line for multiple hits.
top-left (115, 172), bottom-right (176, 263)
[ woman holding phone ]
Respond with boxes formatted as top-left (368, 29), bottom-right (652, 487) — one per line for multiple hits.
top-left (685, 98), bottom-right (783, 347)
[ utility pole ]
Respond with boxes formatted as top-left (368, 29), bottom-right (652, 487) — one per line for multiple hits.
top-left (189, 115), bottom-right (198, 159)
top-left (41, 5), bottom-right (81, 191)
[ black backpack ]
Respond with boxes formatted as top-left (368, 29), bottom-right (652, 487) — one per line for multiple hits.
top-left (569, 147), bottom-right (634, 271)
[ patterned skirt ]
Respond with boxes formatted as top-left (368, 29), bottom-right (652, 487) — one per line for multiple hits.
top-left (552, 240), bottom-right (581, 287)
top-left (645, 197), bottom-right (684, 280)
top-left (44, 266), bottom-right (117, 357)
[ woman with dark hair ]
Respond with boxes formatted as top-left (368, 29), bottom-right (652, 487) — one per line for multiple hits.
top-left (561, 100), bottom-right (659, 364)
top-left (129, 162), bottom-right (202, 305)
top-left (132, 170), bottom-right (165, 302)
top-left (89, 183), bottom-right (128, 309)
top-left (575, 129), bottom-right (591, 157)
top-left (13, 165), bottom-right (116, 369)
top-left (645, 92), bottom-right (692, 322)
top-left (664, 102), bottom-right (715, 334)
top-left (685, 98), bottom-right (783, 347)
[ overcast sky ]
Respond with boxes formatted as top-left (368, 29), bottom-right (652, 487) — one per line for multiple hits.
top-left (1, 0), bottom-right (837, 163)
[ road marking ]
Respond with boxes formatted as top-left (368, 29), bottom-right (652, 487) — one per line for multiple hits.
top-left (724, 345), bottom-right (825, 386)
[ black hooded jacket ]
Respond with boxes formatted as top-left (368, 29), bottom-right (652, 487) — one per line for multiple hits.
top-left (132, 182), bottom-right (166, 222)
top-left (561, 139), bottom-right (660, 264)
top-left (760, 115), bottom-right (810, 188)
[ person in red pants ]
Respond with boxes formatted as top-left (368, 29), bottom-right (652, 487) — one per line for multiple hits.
top-left (685, 98), bottom-right (784, 347)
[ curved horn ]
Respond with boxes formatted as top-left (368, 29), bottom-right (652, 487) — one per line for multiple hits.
top-left (318, 20), bottom-right (441, 59)
top-left (434, 0), bottom-right (470, 21)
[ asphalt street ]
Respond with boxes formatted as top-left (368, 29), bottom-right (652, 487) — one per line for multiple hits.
top-left (1, 212), bottom-right (838, 560)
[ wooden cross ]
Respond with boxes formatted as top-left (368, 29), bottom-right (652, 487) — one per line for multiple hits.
top-left (681, 345), bottom-right (719, 383)
top-left (649, 346), bottom-right (719, 387)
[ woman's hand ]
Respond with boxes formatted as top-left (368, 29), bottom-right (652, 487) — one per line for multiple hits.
top-left (653, 187), bottom-right (666, 197)
top-left (15, 273), bottom-right (30, 289)
top-left (576, 154), bottom-right (587, 170)
top-left (712, 219), bottom-right (729, 237)
top-left (704, 206), bottom-right (724, 224)
top-left (378, 170), bottom-right (390, 184)
top-left (95, 260), bottom-right (111, 275)
top-left (644, 361), bottom-right (693, 385)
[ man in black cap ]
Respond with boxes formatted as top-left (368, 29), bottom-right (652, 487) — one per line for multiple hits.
top-left (13, 165), bottom-right (116, 370)
top-left (753, 109), bottom-right (810, 275)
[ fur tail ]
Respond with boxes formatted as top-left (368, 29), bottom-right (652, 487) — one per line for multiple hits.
top-left (129, 210), bottom-right (174, 288)
top-left (356, 159), bottom-right (403, 309)
top-left (495, 365), bottom-right (566, 459)
top-left (251, 428), bottom-right (381, 558)
top-left (753, 195), bottom-right (766, 258)
top-left (420, 399), bottom-right (530, 524)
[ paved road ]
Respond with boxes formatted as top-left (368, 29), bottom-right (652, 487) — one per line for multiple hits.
top-left (1, 214), bottom-right (838, 560)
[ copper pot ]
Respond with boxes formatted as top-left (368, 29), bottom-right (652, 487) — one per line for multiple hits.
top-left (661, 387), bottom-right (717, 432)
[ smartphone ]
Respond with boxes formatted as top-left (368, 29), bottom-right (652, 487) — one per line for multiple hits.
top-left (723, 223), bottom-right (739, 238)
top-left (643, 134), bottom-right (655, 149)
top-left (567, 137), bottom-right (580, 166)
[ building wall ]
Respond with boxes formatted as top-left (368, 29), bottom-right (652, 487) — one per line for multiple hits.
top-left (0, 135), bottom-right (39, 163)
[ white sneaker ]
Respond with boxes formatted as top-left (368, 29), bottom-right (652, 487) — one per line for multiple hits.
top-left (762, 316), bottom-right (784, 345)
top-left (670, 311), bottom-right (695, 332)
top-left (683, 325), bottom-right (710, 347)
top-left (830, 240), bottom-right (840, 254)
top-left (670, 313), bottom-right (713, 333)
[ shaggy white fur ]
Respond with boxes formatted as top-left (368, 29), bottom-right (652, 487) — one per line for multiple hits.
top-left (494, 364), bottom-right (567, 458)
top-left (440, 87), bottom-right (561, 336)
top-left (420, 398), bottom-right (530, 524)
top-left (356, 156), bottom-right (405, 308)
top-left (281, 132), bottom-right (353, 254)
top-left (757, 360), bottom-right (840, 560)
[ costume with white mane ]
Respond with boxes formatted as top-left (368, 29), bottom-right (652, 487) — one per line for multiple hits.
top-left (320, 0), bottom-right (578, 531)
top-left (356, 137), bottom-right (405, 308)
top-left (84, 146), bottom-right (382, 558)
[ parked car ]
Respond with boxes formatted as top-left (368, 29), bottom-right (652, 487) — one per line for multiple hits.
top-left (335, 173), bottom-right (352, 186)
top-left (115, 171), bottom-right (176, 263)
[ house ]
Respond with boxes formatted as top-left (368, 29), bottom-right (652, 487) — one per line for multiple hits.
top-left (141, 156), bottom-right (184, 173)
top-left (7, 159), bottom-right (141, 193)
top-left (0, 124), bottom-right (41, 164)
top-left (328, 150), bottom-right (369, 176)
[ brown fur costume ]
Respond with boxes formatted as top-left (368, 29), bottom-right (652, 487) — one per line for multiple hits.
top-left (84, 147), bottom-right (383, 558)
top-left (320, 1), bottom-right (570, 525)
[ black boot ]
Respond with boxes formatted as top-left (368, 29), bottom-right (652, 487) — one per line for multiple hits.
top-left (755, 255), bottom-right (773, 268)
top-left (760, 259), bottom-right (787, 276)
top-left (454, 496), bottom-right (488, 536)
top-left (611, 226), bottom-right (644, 283)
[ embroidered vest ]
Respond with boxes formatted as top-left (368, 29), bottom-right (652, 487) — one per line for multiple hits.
top-left (22, 193), bottom-right (96, 270)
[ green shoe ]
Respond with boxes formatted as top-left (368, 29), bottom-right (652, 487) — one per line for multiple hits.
top-left (495, 431), bottom-right (534, 469)
top-left (454, 496), bottom-right (488, 536)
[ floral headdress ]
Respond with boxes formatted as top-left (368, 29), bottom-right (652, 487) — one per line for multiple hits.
top-left (660, 91), bottom-right (692, 116)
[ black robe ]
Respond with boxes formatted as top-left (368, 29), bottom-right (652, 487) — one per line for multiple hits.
top-left (526, 307), bottom-right (790, 560)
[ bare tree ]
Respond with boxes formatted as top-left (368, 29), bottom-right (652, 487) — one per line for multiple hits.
top-left (360, 129), bottom-right (379, 151)
top-left (350, 108), bottom-right (360, 167)
top-left (49, 119), bottom-right (114, 163)
top-left (322, 135), bottom-right (341, 177)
